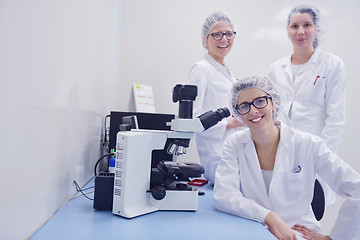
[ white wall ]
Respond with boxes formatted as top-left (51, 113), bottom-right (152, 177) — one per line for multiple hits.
top-left (0, 0), bottom-right (359, 239)
top-left (117, 0), bottom-right (360, 235)
top-left (0, 0), bottom-right (122, 239)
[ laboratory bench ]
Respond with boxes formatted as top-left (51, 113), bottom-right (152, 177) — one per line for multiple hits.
top-left (30, 182), bottom-right (276, 240)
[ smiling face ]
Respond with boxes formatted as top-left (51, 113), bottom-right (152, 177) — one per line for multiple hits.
top-left (206, 22), bottom-right (234, 64)
top-left (237, 88), bottom-right (274, 131)
top-left (288, 12), bottom-right (317, 51)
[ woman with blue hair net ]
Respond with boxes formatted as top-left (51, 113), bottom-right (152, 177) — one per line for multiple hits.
top-left (214, 76), bottom-right (360, 240)
top-left (269, 5), bottom-right (347, 207)
top-left (187, 11), bottom-right (243, 184)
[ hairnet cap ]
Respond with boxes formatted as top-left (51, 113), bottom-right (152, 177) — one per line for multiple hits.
top-left (201, 11), bottom-right (235, 49)
top-left (287, 4), bottom-right (326, 48)
top-left (231, 76), bottom-right (281, 123)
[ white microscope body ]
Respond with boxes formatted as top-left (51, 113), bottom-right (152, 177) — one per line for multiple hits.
top-left (112, 84), bottom-right (229, 218)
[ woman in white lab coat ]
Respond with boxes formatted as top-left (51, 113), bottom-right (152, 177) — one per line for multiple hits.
top-left (213, 76), bottom-right (360, 240)
top-left (187, 11), bottom-right (243, 184)
top-left (269, 4), bottom-right (346, 206)
top-left (269, 4), bottom-right (346, 153)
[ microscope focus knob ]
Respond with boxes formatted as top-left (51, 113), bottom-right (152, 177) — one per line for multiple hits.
top-left (150, 186), bottom-right (166, 200)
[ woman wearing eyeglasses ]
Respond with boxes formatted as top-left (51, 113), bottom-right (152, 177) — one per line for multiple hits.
top-left (214, 76), bottom-right (360, 240)
top-left (187, 11), bottom-right (243, 184)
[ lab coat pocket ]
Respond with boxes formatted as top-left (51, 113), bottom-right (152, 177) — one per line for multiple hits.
top-left (304, 76), bottom-right (326, 105)
top-left (276, 171), bottom-right (306, 204)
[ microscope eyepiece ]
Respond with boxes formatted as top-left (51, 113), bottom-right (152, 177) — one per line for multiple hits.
top-left (172, 84), bottom-right (197, 102)
top-left (197, 107), bottom-right (230, 130)
top-left (215, 107), bottom-right (230, 119)
top-left (172, 84), bottom-right (198, 119)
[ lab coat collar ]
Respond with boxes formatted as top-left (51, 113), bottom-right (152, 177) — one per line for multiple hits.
top-left (281, 48), bottom-right (322, 68)
top-left (309, 48), bottom-right (322, 64)
top-left (236, 121), bottom-right (291, 144)
top-left (279, 56), bottom-right (293, 81)
top-left (235, 128), bottom-right (252, 144)
top-left (278, 121), bottom-right (293, 149)
top-left (279, 55), bottom-right (292, 68)
top-left (279, 49), bottom-right (322, 81)
top-left (204, 53), bottom-right (229, 69)
top-left (204, 53), bottom-right (236, 82)
top-left (239, 121), bottom-right (294, 172)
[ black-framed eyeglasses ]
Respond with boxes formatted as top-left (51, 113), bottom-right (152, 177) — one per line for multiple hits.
top-left (208, 31), bottom-right (236, 41)
top-left (235, 96), bottom-right (272, 115)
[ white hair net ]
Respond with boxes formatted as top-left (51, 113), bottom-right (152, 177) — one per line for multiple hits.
top-left (230, 76), bottom-right (280, 123)
top-left (287, 5), bottom-right (326, 49)
top-left (201, 11), bottom-right (235, 49)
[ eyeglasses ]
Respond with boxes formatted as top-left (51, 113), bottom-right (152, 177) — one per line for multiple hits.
top-left (208, 31), bottom-right (236, 41)
top-left (235, 96), bottom-right (271, 115)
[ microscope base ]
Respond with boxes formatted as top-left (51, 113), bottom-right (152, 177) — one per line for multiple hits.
top-left (150, 188), bottom-right (198, 211)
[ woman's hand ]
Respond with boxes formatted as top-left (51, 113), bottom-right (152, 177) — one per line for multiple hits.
top-left (265, 212), bottom-right (298, 240)
top-left (292, 224), bottom-right (331, 240)
top-left (226, 117), bottom-right (245, 129)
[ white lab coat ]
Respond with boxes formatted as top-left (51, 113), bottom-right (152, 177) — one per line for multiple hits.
top-left (269, 48), bottom-right (346, 153)
top-left (214, 123), bottom-right (360, 240)
top-left (187, 53), bottom-right (237, 184)
top-left (269, 49), bottom-right (346, 205)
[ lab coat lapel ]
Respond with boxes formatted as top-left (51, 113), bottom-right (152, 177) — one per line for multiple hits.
top-left (269, 124), bottom-right (292, 199)
top-left (205, 53), bottom-right (235, 84)
top-left (243, 134), bottom-right (272, 207)
top-left (283, 57), bottom-right (293, 83)
top-left (273, 124), bottom-right (289, 172)
top-left (280, 58), bottom-right (295, 126)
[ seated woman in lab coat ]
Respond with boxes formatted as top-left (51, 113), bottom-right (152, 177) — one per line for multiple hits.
top-left (213, 76), bottom-right (360, 240)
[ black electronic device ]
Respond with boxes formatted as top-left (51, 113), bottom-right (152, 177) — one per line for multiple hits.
top-left (93, 172), bottom-right (114, 210)
top-left (109, 111), bottom-right (175, 151)
top-left (119, 115), bottom-right (139, 131)
top-left (109, 111), bottom-right (175, 165)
